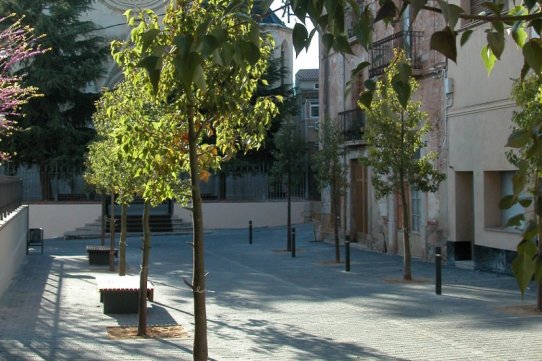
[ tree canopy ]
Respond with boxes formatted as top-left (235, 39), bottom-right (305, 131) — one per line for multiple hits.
top-left (0, 0), bottom-right (107, 199)
top-left (502, 75), bottom-right (542, 308)
top-left (0, 15), bottom-right (45, 162)
top-left (276, 0), bottom-right (542, 108)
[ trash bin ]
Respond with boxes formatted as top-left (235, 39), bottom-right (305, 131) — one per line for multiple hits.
top-left (27, 228), bottom-right (44, 255)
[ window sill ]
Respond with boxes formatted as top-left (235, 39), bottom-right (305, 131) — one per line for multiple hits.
top-left (484, 227), bottom-right (521, 235)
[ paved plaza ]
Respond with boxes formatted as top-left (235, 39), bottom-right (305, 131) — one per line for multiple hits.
top-left (0, 223), bottom-right (540, 360)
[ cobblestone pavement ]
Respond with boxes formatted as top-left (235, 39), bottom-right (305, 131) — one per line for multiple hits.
top-left (0, 223), bottom-right (540, 360)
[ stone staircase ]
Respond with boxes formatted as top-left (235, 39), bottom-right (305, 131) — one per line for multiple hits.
top-left (64, 216), bottom-right (192, 239)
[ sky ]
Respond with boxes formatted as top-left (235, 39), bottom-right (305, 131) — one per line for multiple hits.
top-left (270, 1), bottom-right (319, 75)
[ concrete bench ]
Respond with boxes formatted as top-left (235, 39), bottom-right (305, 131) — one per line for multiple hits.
top-left (86, 245), bottom-right (118, 265)
top-left (96, 275), bottom-right (154, 314)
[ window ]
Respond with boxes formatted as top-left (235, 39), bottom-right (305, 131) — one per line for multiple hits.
top-left (314, 82), bottom-right (319, 89)
top-left (310, 101), bottom-right (319, 118)
top-left (462, 0), bottom-right (509, 26)
top-left (500, 171), bottom-right (524, 227)
top-left (411, 188), bottom-right (421, 232)
top-left (484, 171), bottom-right (523, 230)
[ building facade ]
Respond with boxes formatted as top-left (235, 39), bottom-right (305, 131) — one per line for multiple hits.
top-left (318, 0), bottom-right (524, 273)
top-left (319, 2), bottom-right (449, 260)
top-left (445, 0), bottom-right (521, 272)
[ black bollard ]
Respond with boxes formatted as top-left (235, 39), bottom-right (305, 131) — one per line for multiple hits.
top-left (345, 238), bottom-right (351, 272)
top-left (291, 227), bottom-right (296, 258)
top-left (435, 246), bottom-right (442, 295)
top-left (249, 220), bottom-right (253, 245)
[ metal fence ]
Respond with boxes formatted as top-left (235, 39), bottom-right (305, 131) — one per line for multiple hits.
top-left (1, 163), bottom-right (95, 202)
top-left (1, 162), bottom-right (318, 203)
top-left (200, 163), bottom-right (310, 201)
top-left (0, 176), bottom-right (22, 219)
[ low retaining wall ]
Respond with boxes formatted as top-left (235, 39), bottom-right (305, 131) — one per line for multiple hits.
top-left (174, 201), bottom-right (311, 229)
top-left (29, 203), bottom-right (101, 239)
top-left (29, 201), bottom-right (314, 238)
top-left (0, 206), bottom-right (29, 298)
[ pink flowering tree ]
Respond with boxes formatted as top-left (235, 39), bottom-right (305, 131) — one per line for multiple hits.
top-left (0, 14), bottom-right (44, 161)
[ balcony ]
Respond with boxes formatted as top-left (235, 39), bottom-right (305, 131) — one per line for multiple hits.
top-left (369, 31), bottom-right (423, 78)
top-left (339, 108), bottom-right (365, 142)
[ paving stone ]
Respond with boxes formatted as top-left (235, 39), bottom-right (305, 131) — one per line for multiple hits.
top-left (0, 224), bottom-right (540, 360)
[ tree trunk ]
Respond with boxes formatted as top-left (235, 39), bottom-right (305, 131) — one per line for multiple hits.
top-left (137, 201), bottom-right (151, 336)
top-left (39, 163), bottom-right (53, 201)
top-left (100, 190), bottom-right (106, 246)
top-left (399, 112), bottom-right (412, 281)
top-left (400, 181), bottom-right (412, 280)
top-left (333, 174), bottom-right (340, 263)
top-left (188, 112), bottom-right (208, 361)
top-left (119, 203), bottom-right (127, 276)
top-left (287, 169), bottom-right (292, 251)
top-left (109, 193), bottom-right (116, 272)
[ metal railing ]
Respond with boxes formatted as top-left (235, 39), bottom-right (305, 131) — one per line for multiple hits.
top-left (2, 161), bottom-right (318, 203)
top-left (339, 108), bottom-right (365, 142)
top-left (199, 165), bottom-right (311, 201)
top-left (369, 31), bottom-right (423, 78)
top-left (0, 176), bottom-right (22, 219)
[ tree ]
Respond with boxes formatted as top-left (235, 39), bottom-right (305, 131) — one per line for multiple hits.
top-left (360, 50), bottom-right (445, 281)
top-left (84, 139), bottom-right (119, 270)
top-left (114, 2), bottom-right (279, 358)
top-left (502, 75), bottom-right (542, 310)
top-left (0, 15), bottom-right (45, 162)
top-left (86, 68), bottom-right (191, 335)
top-left (0, 0), bottom-right (107, 200)
top-left (232, 56), bottom-right (298, 164)
top-left (313, 117), bottom-right (348, 263)
top-left (271, 117), bottom-right (307, 251)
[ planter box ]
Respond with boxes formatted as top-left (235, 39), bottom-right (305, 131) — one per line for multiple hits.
top-left (86, 245), bottom-right (118, 265)
top-left (96, 275), bottom-right (154, 314)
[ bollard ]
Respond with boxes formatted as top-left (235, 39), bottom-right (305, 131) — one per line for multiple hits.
top-left (291, 227), bottom-right (296, 258)
top-left (249, 220), bottom-right (253, 245)
top-left (345, 238), bottom-right (351, 272)
top-left (435, 246), bottom-right (442, 295)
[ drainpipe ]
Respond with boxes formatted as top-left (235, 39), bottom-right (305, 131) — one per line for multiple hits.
top-left (342, 53), bottom-right (348, 241)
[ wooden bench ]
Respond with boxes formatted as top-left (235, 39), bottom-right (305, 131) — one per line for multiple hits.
top-left (96, 275), bottom-right (154, 314)
top-left (86, 245), bottom-right (118, 265)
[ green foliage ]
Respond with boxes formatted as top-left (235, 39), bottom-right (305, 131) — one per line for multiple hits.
top-left (114, 1), bottom-right (279, 357)
top-left (0, 0), bottom-right (107, 199)
top-left (85, 69), bottom-right (191, 207)
top-left (282, 0), bottom-right (542, 107)
top-left (503, 75), bottom-right (542, 296)
top-left (270, 117), bottom-right (307, 185)
top-left (112, 1), bottom-right (279, 163)
top-left (359, 50), bottom-right (445, 200)
top-left (312, 117), bottom-right (347, 195)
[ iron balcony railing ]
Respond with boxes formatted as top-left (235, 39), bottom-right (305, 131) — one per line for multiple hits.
top-left (339, 108), bottom-right (365, 142)
top-left (369, 31), bottom-right (423, 78)
top-left (0, 176), bottom-right (22, 219)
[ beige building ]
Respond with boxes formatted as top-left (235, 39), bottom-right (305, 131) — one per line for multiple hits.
top-left (318, 1), bottom-right (524, 273)
top-left (319, 3), bottom-right (450, 260)
top-left (446, 1), bottom-right (521, 272)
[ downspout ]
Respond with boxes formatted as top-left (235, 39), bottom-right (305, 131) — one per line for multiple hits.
top-left (342, 53), bottom-right (348, 242)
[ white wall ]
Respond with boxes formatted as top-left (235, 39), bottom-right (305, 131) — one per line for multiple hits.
top-left (29, 203), bottom-right (101, 239)
top-left (28, 201), bottom-right (312, 238)
top-left (174, 201), bottom-right (310, 229)
top-left (0, 206), bottom-right (29, 298)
